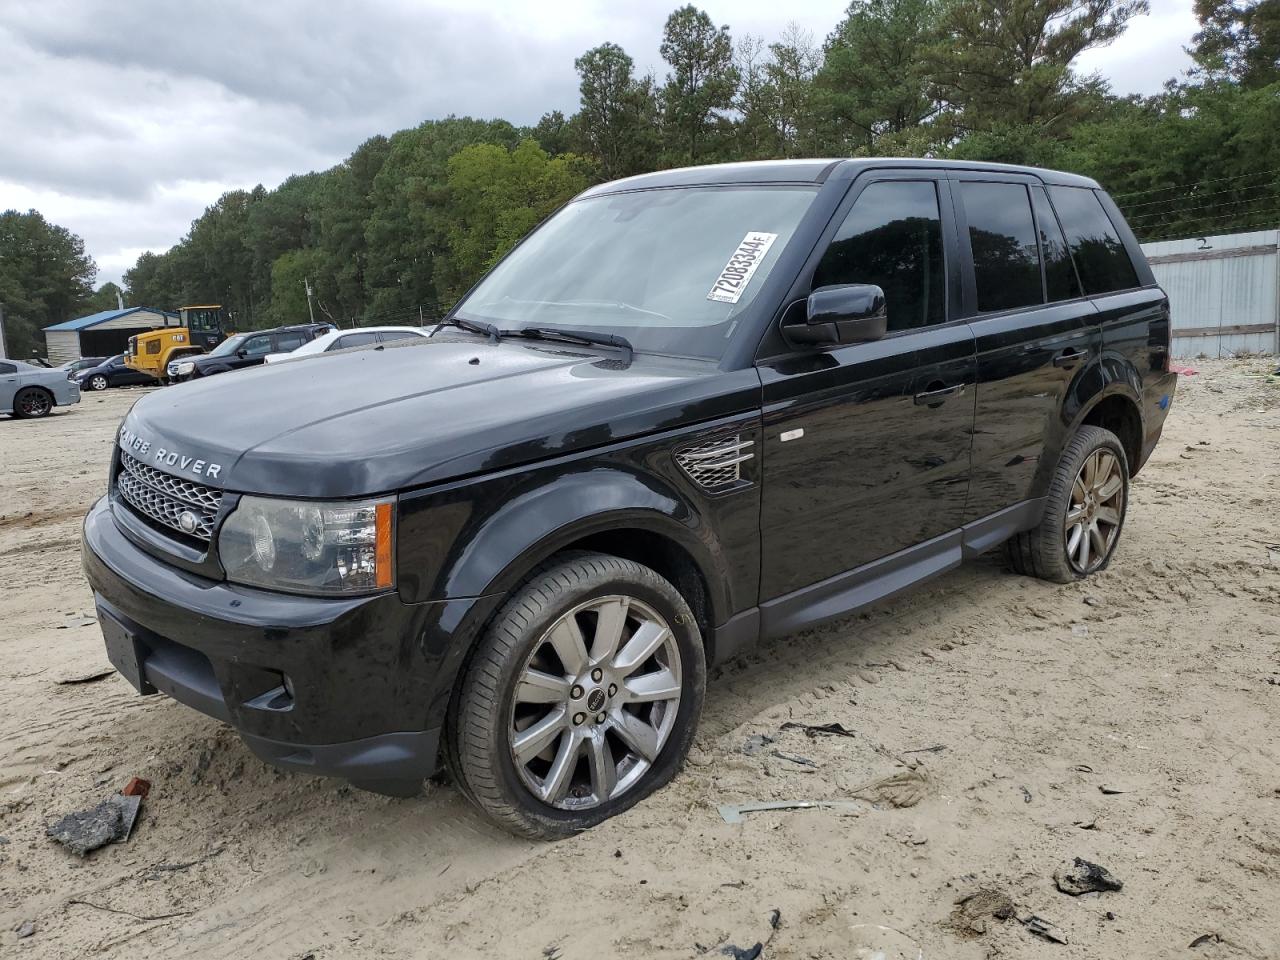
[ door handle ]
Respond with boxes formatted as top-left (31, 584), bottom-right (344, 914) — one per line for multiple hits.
top-left (1052, 347), bottom-right (1089, 368)
top-left (913, 383), bottom-right (965, 406)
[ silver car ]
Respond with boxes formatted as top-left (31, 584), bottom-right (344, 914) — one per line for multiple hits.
top-left (0, 359), bottom-right (81, 419)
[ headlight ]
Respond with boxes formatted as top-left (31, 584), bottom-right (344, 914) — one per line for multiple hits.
top-left (171, 361), bottom-right (195, 376)
top-left (218, 495), bottom-right (394, 595)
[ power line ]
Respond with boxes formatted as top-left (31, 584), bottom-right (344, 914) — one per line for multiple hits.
top-left (1121, 181), bottom-right (1278, 217)
top-left (1126, 192), bottom-right (1280, 226)
top-left (1111, 167), bottom-right (1280, 202)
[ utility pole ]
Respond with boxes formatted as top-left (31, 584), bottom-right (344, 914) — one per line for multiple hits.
top-left (0, 302), bottom-right (8, 358)
top-left (304, 277), bottom-right (317, 324)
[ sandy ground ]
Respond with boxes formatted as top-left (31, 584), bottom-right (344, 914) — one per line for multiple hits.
top-left (1, 359), bottom-right (1278, 960)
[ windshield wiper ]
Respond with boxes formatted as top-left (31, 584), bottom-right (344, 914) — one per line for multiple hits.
top-left (512, 326), bottom-right (634, 362)
top-left (430, 315), bottom-right (502, 342)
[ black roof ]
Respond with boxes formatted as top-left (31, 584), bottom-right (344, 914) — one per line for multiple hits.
top-left (578, 158), bottom-right (1100, 198)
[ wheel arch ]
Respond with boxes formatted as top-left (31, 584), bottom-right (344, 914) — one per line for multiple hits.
top-left (1074, 389), bottom-right (1144, 476)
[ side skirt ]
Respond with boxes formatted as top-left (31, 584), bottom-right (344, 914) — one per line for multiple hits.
top-left (710, 498), bottom-right (1045, 664)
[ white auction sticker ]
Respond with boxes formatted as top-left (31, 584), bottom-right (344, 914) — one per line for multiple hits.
top-left (706, 231), bottom-right (778, 304)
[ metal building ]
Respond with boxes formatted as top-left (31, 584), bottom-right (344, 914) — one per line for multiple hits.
top-left (1140, 229), bottom-right (1279, 357)
top-left (43, 307), bottom-right (180, 364)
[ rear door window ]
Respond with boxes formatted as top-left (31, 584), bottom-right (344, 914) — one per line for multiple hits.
top-left (813, 180), bottom-right (946, 333)
top-left (378, 330), bottom-right (422, 343)
top-left (274, 332), bottom-right (307, 352)
top-left (1030, 187), bottom-right (1081, 302)
top-left (959, 181), bottom-right (1043, 312)
top-left (1047, 186), bottom-right (1139, 294)
top-left (332, 332), bottom-right (379, 350)
top-left (242, 335), bottom-right (273, 357)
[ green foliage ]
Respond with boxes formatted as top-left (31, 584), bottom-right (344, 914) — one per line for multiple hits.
top-left (438, 139), bottom-right (593, 299)
top-left (574, 44), bottom-right (661, 178)
top-left (0, 209), bottom-right (97, 359)
top-left (659, 5), bottom-right (740, 163)
top-left (1192, 0), bottom-right (1280, 87)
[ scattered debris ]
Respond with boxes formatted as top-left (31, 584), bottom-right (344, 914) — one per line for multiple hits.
top-left (720, 943), bottom-right (761, 960)
top-left (741, 733), bottom-right (776, 756)
top-left (851, 766), bottom-right (929, 808)
top-left (1054, 857), bottom-right (1123, 896)
top-left (1021, 785), bottom-right (1033, 804)
top-left (771, 750), bottom-right (817, 768)
top-left (1082, 594), bottom-right (1103, 606)
top-left (122, 777), bottom-right (151, 798)
top-left (1021, 913), bottom-right (1069, 944)
top-left (57, 616), bottom-right (99, 630)
top-left (779, 720), bottom-right (855, 739)
top-left (950, 887), bottom-right (1015, 935)
top-left (769, 908), bottom-right (781, 929)
top-left (1099, 783), bottom-right (1130, 795)
top-left (1170, 365), bottom-right (1198, 376)
top-left (15, 920), bottom-right (35, 939)
top-left (1073, 819), bottom-right (1098, 830)
top-left (46, 794), bottom-right (141, 856)
top-left (1071, 624), bottom-right (1089, 637)
top-left (64, 899), bottom-right (194, 922)
top-left (141, 846), bottom-right (226, 878)
top-left (717, 800), bottom-right (863, 824)
top-left (1190, 933), bottom-right (1223, 948)
top-left (543, 943), bottom-right (562, 960)
top-left (900, 744), bottom-right (947, 756)
top-left (55, 667), bottom-right (114, 685)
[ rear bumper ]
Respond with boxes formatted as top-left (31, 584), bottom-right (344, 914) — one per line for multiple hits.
top-left (82, 497), bottom-right (499, 793)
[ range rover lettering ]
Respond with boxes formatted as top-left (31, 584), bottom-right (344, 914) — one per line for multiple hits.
top-left (83, 159), bottom-right (1176, 838)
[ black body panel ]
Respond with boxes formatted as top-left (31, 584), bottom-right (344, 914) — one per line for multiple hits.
top-left (83, 158), bottom-right (1175, 795)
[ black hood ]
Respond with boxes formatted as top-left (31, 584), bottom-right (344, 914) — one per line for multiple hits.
top-left (119, 338), bottom-right (760, 498)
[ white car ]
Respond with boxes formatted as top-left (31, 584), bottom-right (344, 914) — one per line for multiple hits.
top-left (263, 326), bottom-right (430, 364)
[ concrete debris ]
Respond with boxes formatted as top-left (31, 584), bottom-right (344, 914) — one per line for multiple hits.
top-left (1054, 857), bottom-right (1123, 896)
top-left (46, 794), bottom-right (141, 857)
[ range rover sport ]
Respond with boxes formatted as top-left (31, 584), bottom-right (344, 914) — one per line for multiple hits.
top-left (83, 158), bottom-right (1176, 839)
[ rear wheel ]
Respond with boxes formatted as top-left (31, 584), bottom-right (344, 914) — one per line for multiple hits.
top-left (13, 387), bottom-right (53, 419)
top-left (450, 553), bottom-right (706, 839)
top-left (1006, 425), bottom-right (1128, 583)
top-left (88, 375), bottom-right (109, 391)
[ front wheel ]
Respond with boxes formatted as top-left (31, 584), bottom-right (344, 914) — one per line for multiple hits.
top-left (88, 375), bottom-right (109, 391)
top-left (1006, 425), bottom-right (1129, 583)
top-left (449, 553), bottom-right (706, 839)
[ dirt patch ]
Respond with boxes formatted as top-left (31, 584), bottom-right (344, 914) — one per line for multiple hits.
top-left (1, 362), bottom-right (1279, 959)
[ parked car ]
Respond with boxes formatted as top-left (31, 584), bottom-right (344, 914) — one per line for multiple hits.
top-left (59, 356), bottom-right (108, 377)
top-left (263, 325), bottom-right (429, 364)
top-left (83, 158), bottom-right (1176, 839)
top-left (1, 358), bottom-right (81, 418)
top-left (73, 354), bottom-right (158, 392)
top-left (166, 323), bottom-right (334, 382)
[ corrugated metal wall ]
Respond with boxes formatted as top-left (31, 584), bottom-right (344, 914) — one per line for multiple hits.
top-left (45, 331), bottom-right (81, 365)
top-left (1141, 229), bottom-right (1278, 357)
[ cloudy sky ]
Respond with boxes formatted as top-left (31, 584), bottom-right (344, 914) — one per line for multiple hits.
top-left (1, 0), bottom-right (1200, 288)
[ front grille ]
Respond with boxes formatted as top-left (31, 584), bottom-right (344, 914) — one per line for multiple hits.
top-left (675, 435), bottom-right (754, 491)
top-left (116, 451), bottom-right (223, 541)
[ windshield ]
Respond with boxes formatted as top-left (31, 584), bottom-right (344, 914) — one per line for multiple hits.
top-left (455, 185), bottom-right (817, 359)
top-left (208, 334), bottom-right (247, 357)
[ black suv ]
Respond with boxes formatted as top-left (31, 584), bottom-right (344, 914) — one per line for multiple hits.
top-left (83, 159), bottom-right (1176, 838)
top-left (166, 323), bottom-right (334, 381)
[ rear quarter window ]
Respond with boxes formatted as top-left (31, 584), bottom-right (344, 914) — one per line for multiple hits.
top-left (1048, 186), bottom-right (1140, 295)
top-left (959, 181), bottom-right (1043, 312)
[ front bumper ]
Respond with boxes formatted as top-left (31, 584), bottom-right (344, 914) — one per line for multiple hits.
top-left (82, 496), bottom-right (499, 794)
top-left (55, 379), bottom-right (81, 406)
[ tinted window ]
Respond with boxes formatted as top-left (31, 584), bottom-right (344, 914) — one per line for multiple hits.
top-left (1048, 186), bottom-right (1139, 294)
top-left (813, 181), bottom-right (945, 332)
top-left (0, 362), bottom-right (15, 374)
top-left (379, 330), bottom-right (422, 343)
top-left (242, 335), bottom-right (273, 357)
top-left (274, 332), bottom-right (307, 352)
top-left (331, 332), bottom-right (379, 350)
top-left (960, 182), bottom-right (1042, 312)
top-left (1031, 186), bottom-right (1081, 302)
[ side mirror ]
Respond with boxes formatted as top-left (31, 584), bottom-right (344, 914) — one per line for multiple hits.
top-left (236, 348), bottom-right (248, 358)
top-left (786, 283), bottom-right (888, 347)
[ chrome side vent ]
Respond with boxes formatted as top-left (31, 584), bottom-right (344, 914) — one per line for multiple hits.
top-left (675, 435), bottom-right (754, 491)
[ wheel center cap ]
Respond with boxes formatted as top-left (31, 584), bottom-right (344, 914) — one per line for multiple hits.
top-left (586, 688), bottom-right (606, 712)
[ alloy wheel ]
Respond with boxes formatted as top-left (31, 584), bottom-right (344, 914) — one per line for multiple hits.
top-left (508, 595), bottom-right (682, 810)
top-left (18, 391), bottom-right (51, 417)
top-left (1065, 448), bottom-right (1125, 574)
top-left (90, 376), bottom-right (108, 391)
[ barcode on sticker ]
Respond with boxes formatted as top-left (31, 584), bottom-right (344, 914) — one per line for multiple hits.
top-left (706, 232), bottom-right (778, 304)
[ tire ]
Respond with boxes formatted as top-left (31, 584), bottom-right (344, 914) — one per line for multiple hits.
top-left (88, 375), bottom-right (109, 391)
top-left (449, 552), bottom-right (706, 839)
top-left (1006, 425), bottom-right (1129, 583)
top-left (12, 387), bottom-right (54, 419)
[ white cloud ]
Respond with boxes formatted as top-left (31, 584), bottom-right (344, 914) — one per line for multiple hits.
top-left (0, 0), bottom-right (1201, 287)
